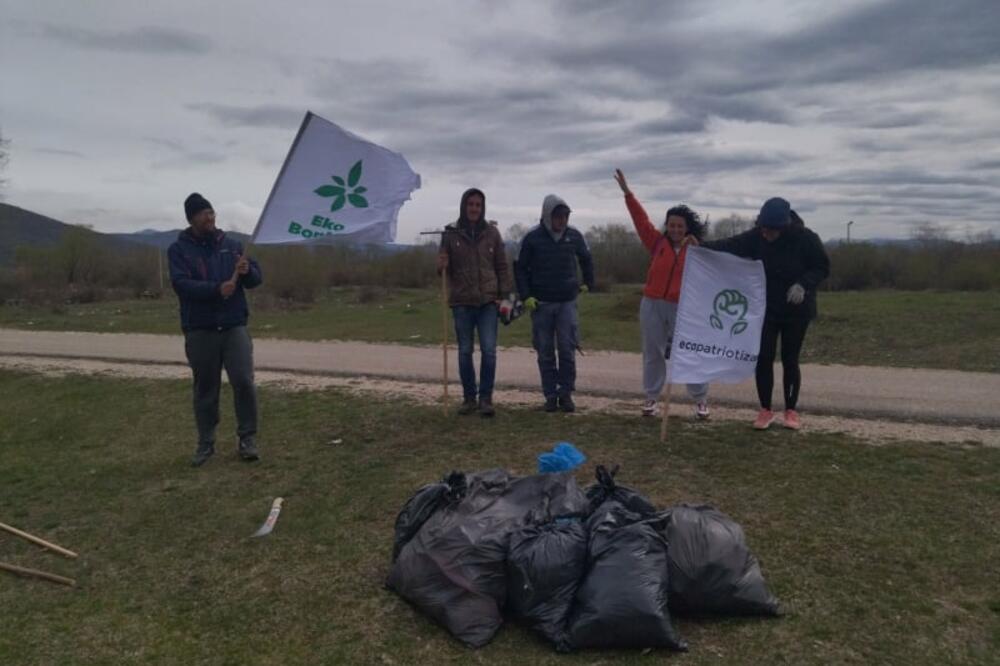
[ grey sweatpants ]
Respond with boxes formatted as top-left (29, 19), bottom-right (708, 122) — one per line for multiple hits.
top-left (639, 296), bottom-right (708, 403)
top-left (183, 326), bottom-right (258, 445)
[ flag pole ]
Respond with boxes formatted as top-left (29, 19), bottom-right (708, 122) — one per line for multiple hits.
top-left (421, 230), bottom-right (450, 413)
top-left (659, 381), bottom-right (673, 443)
top-left (441, 269), bottom-right (449, 411)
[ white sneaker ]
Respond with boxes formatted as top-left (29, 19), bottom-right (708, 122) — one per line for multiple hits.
top-left (641, 399), bottom-right (658, 417)
top-left (696, 401), bottom-right (710, 420)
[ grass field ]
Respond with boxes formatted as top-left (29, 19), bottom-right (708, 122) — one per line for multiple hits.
top-left (1, 287), bottom-right (999, 373)
top-left (1, 371), bottom-right (998, 664)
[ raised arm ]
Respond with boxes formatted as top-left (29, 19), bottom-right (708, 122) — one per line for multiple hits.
top-left (615, 169), bottom-right (661, 252)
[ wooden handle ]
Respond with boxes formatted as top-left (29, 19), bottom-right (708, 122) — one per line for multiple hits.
top-left (0, 561), bottom-right (76, 587)
top-left (0, 522), bottom-right (78, 559)
top-left (441, 270), bottom-right (449, 410)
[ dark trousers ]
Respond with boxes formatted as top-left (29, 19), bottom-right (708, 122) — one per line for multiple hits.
top-left (452, 303), bottom-right (499, 401)
top-left (531, 300), bottom-right (579, 399)
top-left (755, 316), bottom-right (810, 411)
top-left (184, 326), bottom-right (258, 445)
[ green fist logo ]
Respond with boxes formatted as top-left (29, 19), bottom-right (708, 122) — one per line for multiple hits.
top-left (314, 160), bottom-right (369, 212)
top-left (710, 289), bottom-right (749, 336)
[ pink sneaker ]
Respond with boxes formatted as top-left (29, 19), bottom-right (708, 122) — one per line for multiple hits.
top-left (783, 409), bottom-right (802, 430)
top-left (753, 409), bottom-right (775, 430)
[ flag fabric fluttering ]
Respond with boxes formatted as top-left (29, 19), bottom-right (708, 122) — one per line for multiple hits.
top-left (668, 247), bottom-right (766, 384)
top-left (251, 112), bottom-right (421, 245)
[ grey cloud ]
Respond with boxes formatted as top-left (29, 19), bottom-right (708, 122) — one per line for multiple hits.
top-left (143, 135), bottom-right (228, 170)
top-left (635, 114), bottom-right (707, 135)
top-left (41, 24), bottom-right (211, 54)
top-left (574, 148), bottom-right (792, 187)
top-left (779, 0), bottom-right (1000, 85)
top-left (143, 137), bottom-right (185, 151)
top-left (187, 103), bottom-right (305, 129)
top-left (527, 0), bottom-right (1000, 115)
top-left (555, 0), bottom-right (701, 21)
top-left (32, 147), bottom-right (85, 158)
top-left (785, 168), bottom-right (990, 188)
top-left (151, 152), bottom-right (227, 170)
top-left (846, 137), bottom-right (911, 154)
top-left (820, 107), bottom-right (940, 130)
top-left (305, 60), bottom-right (631, 173)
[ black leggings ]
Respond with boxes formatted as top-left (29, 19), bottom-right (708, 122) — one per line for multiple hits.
top-left (756, 316), bottom-right (810, 411)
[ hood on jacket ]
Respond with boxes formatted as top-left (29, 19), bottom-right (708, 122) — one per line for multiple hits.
top-left (457, 188), bottom-right (487, 229)
top-left (540, 194), bottom-right (571, 241)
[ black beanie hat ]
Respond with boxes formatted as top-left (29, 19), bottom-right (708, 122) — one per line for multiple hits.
top-left (184, 193), bottom-right (213, 222)
top-left (757, 197), bottom-right (791, 228)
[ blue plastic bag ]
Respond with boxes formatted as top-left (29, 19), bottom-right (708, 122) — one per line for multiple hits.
top-left (538, 442), bottom-right (587, 473)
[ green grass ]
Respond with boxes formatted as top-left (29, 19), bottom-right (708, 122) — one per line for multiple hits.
top-left (1, 371), bottom-right (998, 664)
top-left (0, 288), bottom-right (999, 372)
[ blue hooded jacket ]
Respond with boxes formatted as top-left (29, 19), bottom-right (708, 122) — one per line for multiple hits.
top-left (168, 229), bottom-right (263, 332)
top-left (514, 194), bottom-right (595, 303)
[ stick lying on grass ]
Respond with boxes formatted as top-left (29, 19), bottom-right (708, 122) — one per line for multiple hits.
top-left (0, 561), bottom-right (76, 587)
top-left (252, 498), bottom-right (284, 538)
top-left (0, 521), bottom-right (78, 559)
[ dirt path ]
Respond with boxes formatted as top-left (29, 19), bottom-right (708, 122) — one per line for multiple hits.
top-left (3, 328), bottom-right (999, 425)
top-left (1, 354), bottom-right (997, 447)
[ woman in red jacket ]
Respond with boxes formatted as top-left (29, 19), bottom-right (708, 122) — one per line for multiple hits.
top-left (614, 169), bottom-right (709, 418)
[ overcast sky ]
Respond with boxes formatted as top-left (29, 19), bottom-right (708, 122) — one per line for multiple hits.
top-left (2, 0), bottom-right (999, 243)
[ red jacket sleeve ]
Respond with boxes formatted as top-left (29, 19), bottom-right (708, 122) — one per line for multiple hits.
top-left (625, 193), bottom-right (661, 253)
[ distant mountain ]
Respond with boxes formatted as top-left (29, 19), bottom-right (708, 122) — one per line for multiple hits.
top-left (0, 202), bottom-right (149, 266)
top-left (112, 228), bottom-right (260, 250)
top-left (0, 203), bottom-right (425, 266)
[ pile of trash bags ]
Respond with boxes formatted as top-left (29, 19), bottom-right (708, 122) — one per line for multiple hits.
top-left (386, 464), bottom-right (780, 652)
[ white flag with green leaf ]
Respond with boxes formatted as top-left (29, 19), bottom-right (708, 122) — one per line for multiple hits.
top-left (668, 247), bottom-right (766, 384)
top-left (251, 112), bottom-right (421, 245)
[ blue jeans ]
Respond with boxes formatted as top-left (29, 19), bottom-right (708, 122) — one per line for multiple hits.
top-left (531, 300), bottom-right (579, 399)
top-left (452, 303), bottom-right (498, 401)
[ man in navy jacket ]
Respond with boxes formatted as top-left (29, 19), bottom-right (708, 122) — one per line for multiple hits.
top-left (515, 195), bottom-right (595, 412)
top-left (168, 193), bottom-right (263, 466)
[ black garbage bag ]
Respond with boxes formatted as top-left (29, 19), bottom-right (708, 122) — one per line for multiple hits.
top-left (567, 502), bottom-right (687, 651)
top-left (391, 472), bottom-right (467, 562)
top-left (662, 504), bottom-right (781, 617)
top-left (584, 464), bottom-right (658, 517)
top-left (506, 518), bottom-right (588, 652)
top-left (387, 469), bottom-right (589, 648)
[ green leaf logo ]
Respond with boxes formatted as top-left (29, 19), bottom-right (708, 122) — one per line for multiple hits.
top-left (315, 160), bottom-right (369, 212)
top-left (348, 160), bottom-right (363, 187)
top-left (710, 289), bottom-right (750, 336)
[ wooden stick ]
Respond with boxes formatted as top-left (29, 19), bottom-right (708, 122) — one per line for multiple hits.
top-left (441, 269), bottom-right (450, 412)
top-left (0, 561), bottom-right (76, 587)
top-left (0, 522), bottom-right (78, 559)
top-left (659, 382), bottom-right (674, 443)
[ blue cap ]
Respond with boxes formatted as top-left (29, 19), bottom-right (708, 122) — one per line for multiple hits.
top-left (757, 197), bottom-right (791, 228)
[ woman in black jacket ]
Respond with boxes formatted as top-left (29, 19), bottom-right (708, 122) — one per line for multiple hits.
top-left (700, 197), bottom-right (830, 430)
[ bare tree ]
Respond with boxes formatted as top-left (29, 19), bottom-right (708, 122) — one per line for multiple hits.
top-left (706, 213), bottom-right (753, 240)
top-left (504, 222), bottom-right (530, 244)
top-left (910, 221), bottom-right (950, 247)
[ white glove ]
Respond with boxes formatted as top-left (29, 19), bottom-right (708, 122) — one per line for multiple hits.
top-left (786, 283), bottom-right (805, 305)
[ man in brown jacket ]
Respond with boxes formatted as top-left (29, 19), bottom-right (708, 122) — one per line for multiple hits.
top-left (437, 188), bottom-right (513, 416)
